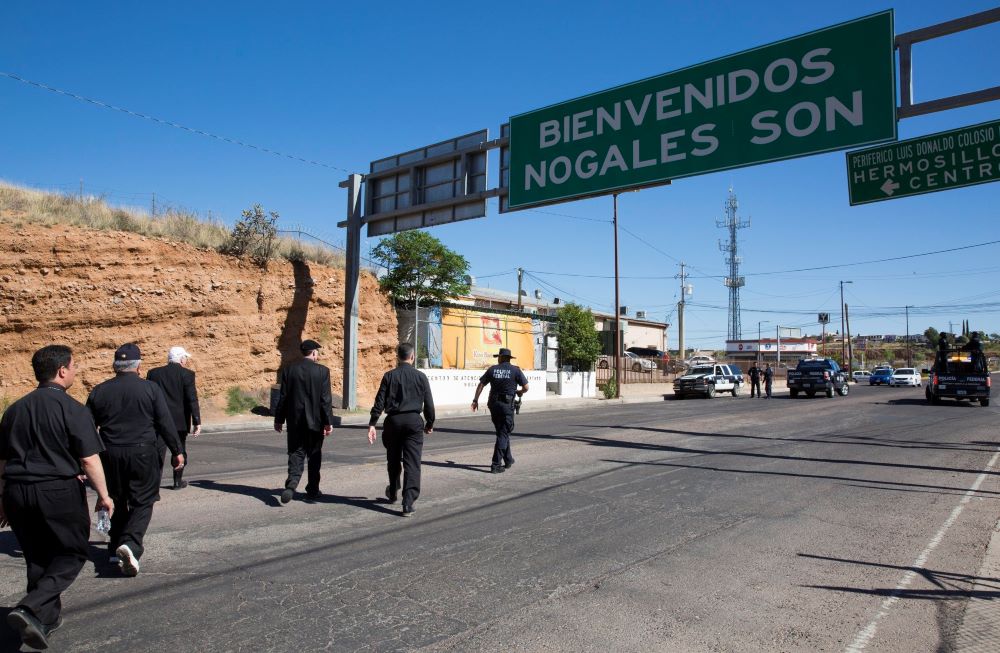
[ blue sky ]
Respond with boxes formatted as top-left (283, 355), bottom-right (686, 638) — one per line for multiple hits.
top-left (2, 1), bottom-right (999, 350)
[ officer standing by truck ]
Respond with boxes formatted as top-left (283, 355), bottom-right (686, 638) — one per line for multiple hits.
top-left (471, 348), bottom-right (529, 474)
top-left (763, 363), bottom-right (775, 398)
top-left (748, 362), bottom-right (762, 398)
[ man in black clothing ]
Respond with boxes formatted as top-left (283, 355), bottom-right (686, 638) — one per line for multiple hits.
top-left (147, 345), bottom-right (202, 490)
top-left (748, 362), bottom-right (762, 398)
top-left (472, 347), bottom-right (529, 474)
top-left (274, 339), bottom-right (333, 504)
top-left (87, 343), bottom-right (184, 578)
top-left (763, 363), bottom-right (775, 398)
top-left (368, 343), bottom-right (435, 517)
top-left (1, 345), bottom-right (114, 650)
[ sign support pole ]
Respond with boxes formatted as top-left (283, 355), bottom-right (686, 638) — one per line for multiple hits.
top-left (613, 193), bottom-right (621, 398)
top-left (340, 173), bottom-right (363, 410)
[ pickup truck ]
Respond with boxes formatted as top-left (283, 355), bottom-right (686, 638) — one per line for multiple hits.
top-left (926, 348), bottom-right (991, 406)
top-left (673, 364), bottom-right (743, 399)
top-left (786, 358), bottom-right (849, 398)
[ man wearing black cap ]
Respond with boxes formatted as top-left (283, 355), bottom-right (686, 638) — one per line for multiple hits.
top-left (368, 342), bottom-right (435, 516)
top-left (472, 347), bottom-right (529, 473)
top-left (1, 345), bottom-right (114, 650)
top-left (86, 343), bottom-right (184, 577)
top-left (274, 339), bottom-right (333, 504)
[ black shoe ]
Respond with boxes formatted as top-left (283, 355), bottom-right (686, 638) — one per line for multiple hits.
top-left (401, 505), bottom-right (415, 517)
top-left (305, 490), bottom-right (321, 500)
top-left (491, 466), bottom-right (505, 474)
top-left (43, 616), bottom-right (63, 637)
top-left (280, 489), bottom-right (294, 504)
top-left (172, 480), bottom-right (188, 490)
top-left (504, 461), bottom-right (515, 470)
top-left (385, 485), bottom-right (398, 504)
top-left (7, 607), bottom-right (49, 650)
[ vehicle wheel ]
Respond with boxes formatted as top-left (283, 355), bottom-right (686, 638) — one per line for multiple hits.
top-left (674, 393), bottom-right (685, 400)
top-left (925, 388), bottom-right (933, 404)
top-left (598, 360), bottom-right (608, 369)
top-left (632, 362), bottom-right (642, 372)
top-left (982, 398), bottom-right (991, 407)
top-left (826, 387), bottom-right (834, 398)
top-left (706, 385), bottom-right (716, 399)
top-left (789, 389), bottom-right (799, 398)
top-left (806, 391), bottom-right (816, 398)
top-left (731, 384), bottom-right (741, 397)
top-left (839, 384), bottom-right (849, 396)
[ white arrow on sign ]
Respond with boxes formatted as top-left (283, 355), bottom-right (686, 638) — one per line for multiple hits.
top-left (881, 178), bottom-right (900, 196)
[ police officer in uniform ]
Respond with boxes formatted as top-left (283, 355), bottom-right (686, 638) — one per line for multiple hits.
top-left (763, 363), bottom-right (775, 399)
top-left (147, 346), bottom-right (202, 490)
top-left (368, 343), bottom-right (435, 517)
top-left (747, 362), bottom-right (762, 398)
top-left (0, 345), bottom-right (114, 650)
top-left (273, 339), bottom-right (333, 504)
top-left (472, 348), bottom-right (529, 473)
top-left (87, 343), bottom-right (184, 577)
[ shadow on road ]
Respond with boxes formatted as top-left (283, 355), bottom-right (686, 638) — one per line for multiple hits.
top-left (422, 460), bottom-right (494, 474)
top-left (304, 493), bottom-right (401, 516)
top-left (798, 552), bottom-right (1000, 600)
top-left (0, 531), bottom-right (22, 559)
top-left (599, 458), bottom-right (1000, 498)
top-left (880, 398), bottom-right (979, 408)
top-left (190, 479), bottom-right (283, 507)
top-left (0, 607), bottom-right (21, 652)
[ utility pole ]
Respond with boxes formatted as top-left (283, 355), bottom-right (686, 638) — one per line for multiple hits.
top-left (845, 303), bottom-right (853, 378)
top-left (151, 192), bottom-right (157, 218)
top-left (905, 305), bottom-right (912, 367)
top-left (79, 178), bottom-right (83, 203)
top-left (517, 267), bottom-right (524, 311)
top-left (612, 194), bottom-right (622, 398)
top-left (677, 262), bottom-right (688, 364)
top-left (339, 174), bottom-right (363, 410)
top-left (839, 280), bottom-right (853, 364)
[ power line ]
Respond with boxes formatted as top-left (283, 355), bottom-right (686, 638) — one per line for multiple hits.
top-left (1, 71), bottom-right (353, 173)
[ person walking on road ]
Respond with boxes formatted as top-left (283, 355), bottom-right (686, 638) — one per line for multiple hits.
top-left (368, 343), bottom-right (435, 517)
top-left (273, 339), bottom-right (333, 504)
top-left (472, 348), bottom-right (529, 474)
top-left (748, 362), bottom-right (762, 398)
top-left (0, 345), bottom-right (114, 650)
top-left (87, 343), bottom-right (184, 578)
top-left (147, 346), bottom-right (202, 490)
top-left (763, 363), bottom-right (775, 398)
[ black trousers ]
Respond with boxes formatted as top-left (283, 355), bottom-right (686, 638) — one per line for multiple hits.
top-left (488, 401), bottom-right (516, 467)
top-left (285, 428), bottom-right (324, 494)
top-left (158, 430), bottom-right (188, 485)
top-left (765, 381), bottom-right (773, 397)
top-left (102, 446), bottom-right (160, 559)
top-left (3, 478), bottom-right (89, 626)
top-left (382, 413), bottom-right (424, 509)
top-left (750, 379), bottom-right (762, 397)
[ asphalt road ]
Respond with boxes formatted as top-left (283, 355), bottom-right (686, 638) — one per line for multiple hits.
top-left (2, 384), bottom-right (998, 652)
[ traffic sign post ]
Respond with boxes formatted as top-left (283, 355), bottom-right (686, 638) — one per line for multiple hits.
top-left (507, 11), bottom-right (896, 210)
top-left (846, 118), bottom-right (1000, 205)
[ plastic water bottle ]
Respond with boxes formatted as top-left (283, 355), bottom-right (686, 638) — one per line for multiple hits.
top-left (96, 509), bottom-right (111, 535)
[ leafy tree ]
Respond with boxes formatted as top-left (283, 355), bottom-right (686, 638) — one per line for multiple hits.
top-left (556, 303), bottom-right (602, 371)
top-left (371, 230), bottom-right (470, 306)
top-left (222, 204), bottom-right (278, 270)
top-left (924, 327), bottom-right (939, 345)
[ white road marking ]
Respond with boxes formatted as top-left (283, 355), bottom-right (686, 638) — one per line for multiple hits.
top-left (845, 450), bottom-right (1000, 652)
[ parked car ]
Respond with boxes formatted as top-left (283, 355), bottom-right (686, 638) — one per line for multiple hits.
top-left (673, 363), bottom-right (743, 399)
top-left (626, 347), bottom-right (670, 371)
top-left (684, 355), bottom-right (716, 368)
top-left (852, 370), bottom-right (871, 381)
top-left (869, 367), bottom-right (894, 385)
top-left (890, 368), bottom-right (922, 387)
top-left (786, 358), bottom-right (849, 398)
top-left (597, 351), bottom-right (657, 372)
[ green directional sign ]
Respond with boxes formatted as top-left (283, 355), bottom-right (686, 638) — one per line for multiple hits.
top-left (507, 11), bottom-right (896, 210)
top-left (847, 119), bottom-right (1000, 205)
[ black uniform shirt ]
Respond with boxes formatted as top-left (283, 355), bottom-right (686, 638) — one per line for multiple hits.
top-left (0, 383), bottom-right (104, 482)
top-left (369, 364), bottom-right (436, 429)
top-left (480, 362), bottom-right (529, 404)
top-left (87, 373), bottom-right (181, 453)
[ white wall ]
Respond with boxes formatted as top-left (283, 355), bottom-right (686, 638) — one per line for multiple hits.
top-left (420, 369), bottom-right (546, 406)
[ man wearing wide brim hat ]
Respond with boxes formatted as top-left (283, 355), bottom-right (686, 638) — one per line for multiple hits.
top-left (471, 348), bottom-right (529, 473)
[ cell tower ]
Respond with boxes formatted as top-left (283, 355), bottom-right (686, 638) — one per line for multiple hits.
top-left (717, 187), bottom-right (750, 342)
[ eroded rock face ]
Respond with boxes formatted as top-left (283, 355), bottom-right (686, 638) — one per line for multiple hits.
top-left (0, 223), bottom-right (397, 414)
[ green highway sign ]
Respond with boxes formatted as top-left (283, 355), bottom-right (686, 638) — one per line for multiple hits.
top-left (507, 11), bottom-right (896, 210)
top-left (847, 119), bottom-right (1000, 205)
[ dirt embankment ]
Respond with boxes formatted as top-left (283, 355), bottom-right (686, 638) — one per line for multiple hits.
top-left (0, 222), bottom-right (397, 417)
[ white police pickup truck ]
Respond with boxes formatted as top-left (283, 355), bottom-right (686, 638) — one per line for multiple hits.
top-left (673, 364), bottom-right (744, 399)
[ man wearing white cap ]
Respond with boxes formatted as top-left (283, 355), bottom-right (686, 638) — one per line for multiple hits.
top-left (147, 346), bottom-right (202, 490)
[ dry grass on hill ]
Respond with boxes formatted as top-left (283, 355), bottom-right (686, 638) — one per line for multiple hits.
top-left (0, 180), bottom-right (345, 267)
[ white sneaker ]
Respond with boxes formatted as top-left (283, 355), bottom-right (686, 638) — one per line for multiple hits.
top-left (116, 544), bottom-right (140, 577)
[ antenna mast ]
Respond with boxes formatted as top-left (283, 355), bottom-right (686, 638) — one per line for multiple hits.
top-left (717, 187), bottom-right (750, 342)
